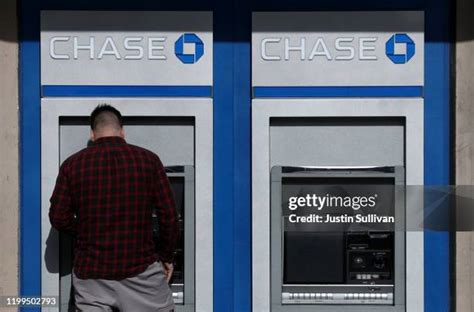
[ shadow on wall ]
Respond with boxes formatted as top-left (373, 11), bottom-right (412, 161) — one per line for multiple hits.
top-left (44, 229), bottom-right (59, 273)
top-left (456, 0), bottom-right (474, 42)
top-left (0, 0), bottom-right (17, 43)
top-left (44, 137), bottom-right (92, 275)
top-left (8, 0), bottom-right (473, 44)
top-left (45, 229), bottom-right (76, 311)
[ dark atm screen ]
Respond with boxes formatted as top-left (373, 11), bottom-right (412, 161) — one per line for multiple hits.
top-left (284, 231), bottom-right (344, 284)
top-left (153, 176), bottom-right (185, 284)
top-left (281, 177), bottom-right (395, 285)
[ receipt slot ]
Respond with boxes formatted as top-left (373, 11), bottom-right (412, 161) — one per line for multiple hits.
top-left (271, 166), bottom-right (405, 311)
top-left (41, 99), bottom-right (213, 312)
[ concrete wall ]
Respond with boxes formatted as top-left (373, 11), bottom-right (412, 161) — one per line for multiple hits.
top-left (456, 0), bottom-right (474, 310)
top-left (0, 0), bottom-right (19, 309)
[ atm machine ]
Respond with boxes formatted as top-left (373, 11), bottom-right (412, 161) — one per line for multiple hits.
top-left (41, 99), bottom-right (213, 312)
top-left (252, 110), bottom-right (423, 312)
top-left (252, 11), bottom-right (424, 312)
top-left (271, 166), bottom-right (405, 310)
top-left (40, 11), bottom-right (213, 312)
top-left (59, 118), bottom-right (196, 310)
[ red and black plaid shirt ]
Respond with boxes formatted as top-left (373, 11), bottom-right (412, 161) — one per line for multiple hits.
top-left (49, 136), bottom-right (179, 280)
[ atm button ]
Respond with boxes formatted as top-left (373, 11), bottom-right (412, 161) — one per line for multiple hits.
top-left (333, 293), bottom-right (344, 300)
top-left (304, 293), bottom-right (310, 299)
top-left (381, 293), bottom-right (388, 299)
top-left (315, 293), bottom-right (321, 299)
top-left (353, 293), bottom-right (359, 299)
top-left (172, 292), bottom-right (183, 300)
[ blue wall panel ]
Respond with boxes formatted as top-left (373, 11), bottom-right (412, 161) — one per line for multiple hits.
top-left (232, 2), bottom-right (252, 311)
top-left (253, 86), bottom-right (424, 98)
top-left (214, 1), bottom-right (237, 310)
top-left (42, 86), bottom-right (212, 97)
top-left (19, 0), bottom-right (41, 311)
top-left (423, 1), bottom-right (452, 311)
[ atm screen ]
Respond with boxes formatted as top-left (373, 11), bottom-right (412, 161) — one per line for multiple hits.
top-left (284, 231), bottom-right (344, 284)
top-left (281, 177), bottom-right (395, 285)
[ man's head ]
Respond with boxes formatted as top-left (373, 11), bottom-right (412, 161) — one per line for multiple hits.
top-left (90, 104), bottom-right (124, 141)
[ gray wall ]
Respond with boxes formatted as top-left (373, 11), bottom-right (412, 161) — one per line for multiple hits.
top-left (0, 0), bottom-right (19, 309)
top-left (456, 0), bottom-right (474, 310)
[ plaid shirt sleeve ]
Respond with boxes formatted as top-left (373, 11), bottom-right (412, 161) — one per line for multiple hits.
top-left (152, 156), bottom-right (179, 263)
top-left (49, 161), bottom-right (76, 235)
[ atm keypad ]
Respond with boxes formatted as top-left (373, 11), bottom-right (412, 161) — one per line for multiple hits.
top-left (282, 292), bottom-right (394, 304)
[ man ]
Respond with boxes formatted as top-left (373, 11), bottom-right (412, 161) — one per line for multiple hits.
top-left (49, 104), bottom-right (179, 312)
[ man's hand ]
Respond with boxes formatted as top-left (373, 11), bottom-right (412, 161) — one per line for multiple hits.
top-left (162, 262), bottom-right (174, 283)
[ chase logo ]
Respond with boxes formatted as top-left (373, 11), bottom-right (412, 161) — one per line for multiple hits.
top-left (175, 33), bottom-right (204, 64)
top-left (385, 33), bottom-right (416, 64)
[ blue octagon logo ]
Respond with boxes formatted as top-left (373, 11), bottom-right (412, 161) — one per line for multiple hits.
top-left (385, 33), bottom-right (415, 64)
top-left (175, 33), bottom-right (204, 64)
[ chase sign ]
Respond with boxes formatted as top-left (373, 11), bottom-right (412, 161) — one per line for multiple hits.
top-left (252, 11), bottom-right (424, 87)
top-left (41, 11), bottom-right (213, 86)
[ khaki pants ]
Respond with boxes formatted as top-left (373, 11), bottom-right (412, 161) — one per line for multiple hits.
top-left (73, 262), bottom-right (175, 312)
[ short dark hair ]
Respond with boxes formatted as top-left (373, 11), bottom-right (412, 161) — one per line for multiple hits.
top-left (90, 104), bottom-right (123, 130)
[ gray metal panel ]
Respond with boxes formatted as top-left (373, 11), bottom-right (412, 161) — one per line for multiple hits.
top-left (393, 166), bottom-right (406, 308)
top-left (270, 118), bottom-right (404, 167)
top-left (183, 166), bottom-right (195, 312)
top-left (167, 166), bottom-right (195, 312)
top-left (251, 98), bottom-right (424, 312)
top-left (270, 167), bottom-right (283, 310)
top-left (41, 98), bottom-right (213, 312)
top-left (41, 11), bottom-right (213, 86)
top-left (252, 11), bottom-right (424, 87)
top-left (60, 118), bottom-right (194, 166)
